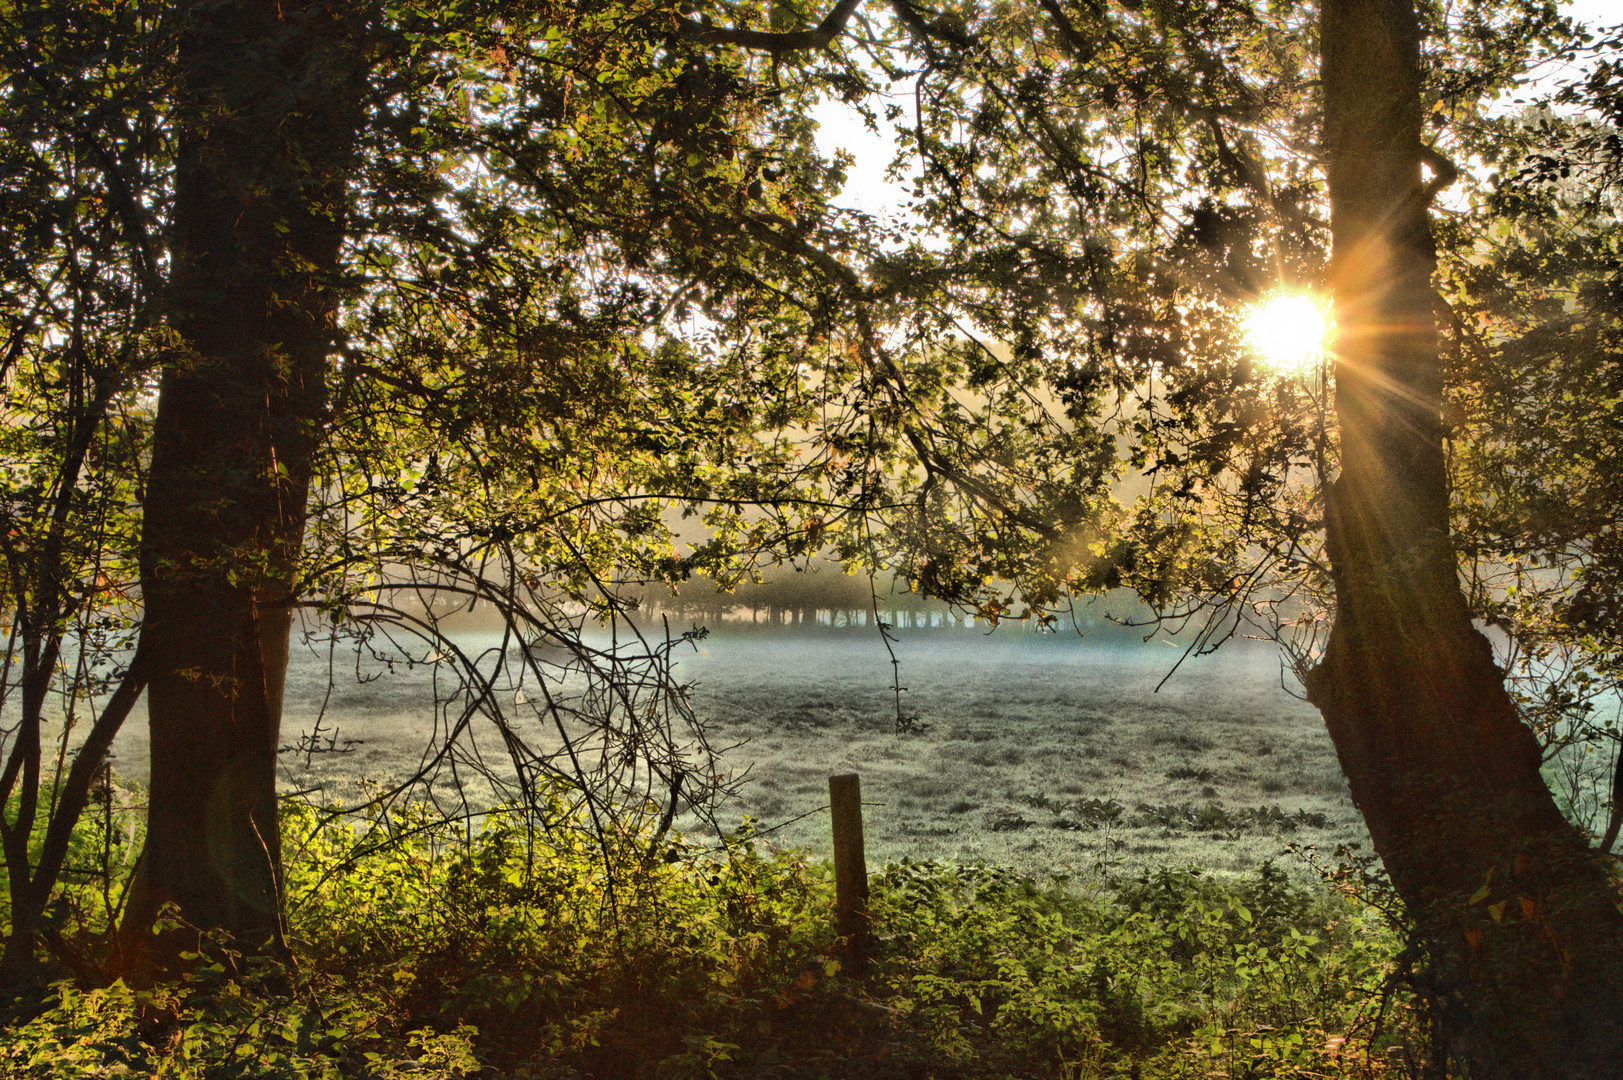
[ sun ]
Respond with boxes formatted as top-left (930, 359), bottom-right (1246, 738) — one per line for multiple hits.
top-left (1242, 291), bottom-right (1332, 375)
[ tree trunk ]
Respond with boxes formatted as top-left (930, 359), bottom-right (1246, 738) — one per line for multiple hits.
top-left (120, 0), bottom-right (358, 958)
top-left (1306, 1), bottom-right (1623, 1073)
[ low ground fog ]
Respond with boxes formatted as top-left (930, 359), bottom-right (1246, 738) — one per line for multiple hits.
top-left (101, 624), bottom-right (1369, 880)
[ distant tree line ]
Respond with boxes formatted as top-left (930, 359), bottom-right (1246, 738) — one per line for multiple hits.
top-left (631, 564), bottom-right (1165, 642)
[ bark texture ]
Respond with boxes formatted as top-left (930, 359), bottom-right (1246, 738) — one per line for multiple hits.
top-left (1306, 1), bottom-right (1623, 1074)
top-left (121, 0), bottom-right (358, 956)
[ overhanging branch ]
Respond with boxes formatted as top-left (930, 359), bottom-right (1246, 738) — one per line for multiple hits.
top-left (680, 0), bottom-right (863, 52)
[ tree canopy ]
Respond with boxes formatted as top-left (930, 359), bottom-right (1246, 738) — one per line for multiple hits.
top-left (0, 0), bottom-right (889, 965)
top-left (4, 0), bottom-right (1623, 1070)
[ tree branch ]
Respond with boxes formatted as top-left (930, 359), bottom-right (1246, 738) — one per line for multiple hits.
top-left (680, 0), bottom-right (863, 52)
top-left (888, 0), bottom-right (974, 52)
top-left (32, 652), bottom-right (149, 912)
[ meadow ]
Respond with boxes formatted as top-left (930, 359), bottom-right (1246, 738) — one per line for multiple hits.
top-left (672, 630), bottom-right (1368, 881)
top-left (107, 623), bottom-right (1371, 883)
top-left (20, 625), bottom-right (1442, 1079)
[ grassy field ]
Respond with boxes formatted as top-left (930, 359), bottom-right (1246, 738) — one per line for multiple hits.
top-left (23, 628), bottom-right (1429, 1079)
top-left (105, 624), bottom-right (1367, 884)
top-left (673, 630), bottom-right (1367, 881)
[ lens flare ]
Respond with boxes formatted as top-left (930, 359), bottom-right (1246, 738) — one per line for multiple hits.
top-left (1242, 292), bottom-right (1331, 375)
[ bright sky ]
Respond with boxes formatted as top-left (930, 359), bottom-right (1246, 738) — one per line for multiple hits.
top-left (1566, 0), bottom-right (1618, 32)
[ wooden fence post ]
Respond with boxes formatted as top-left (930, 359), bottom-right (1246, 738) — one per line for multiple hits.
top-left (829, 773), bottom-right (871, 968)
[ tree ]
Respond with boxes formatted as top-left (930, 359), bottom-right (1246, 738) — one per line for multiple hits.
top-left (743, 0), bottom-right (1623, 1072)
top-left (1304, 1), bottom-right (1623, 1071)
top-left (0, 0), bottom-right (168, 973)
top-left (0, 0), bottom-right (870, 971)
top-left (120, 0), bottom-right (366, 954)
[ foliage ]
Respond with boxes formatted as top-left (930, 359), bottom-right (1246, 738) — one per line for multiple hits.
top-left (872, 858), bottom-right (1413, 1079)
top-left (0, 784), bottom-right (1419, 1078)
top-left (1, 788), bottom-right (844, 1077)
top-left (0, 772), bottom-right (143, 944)
top-left (0, 0), bottom-right (163, 963)
top-left (847, 0), bottom-right (1601, 649)
top-left (1439, 20), bottom-right (1623, 819)
top-left (280, 795), bottom-right (858, 1076)
top-left (0, 0), bottom-right (882, 959)
top-left (0, 958), bottom-right (483, 1079)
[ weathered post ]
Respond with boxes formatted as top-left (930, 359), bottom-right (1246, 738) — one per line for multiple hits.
top-left (828, 773), bottom-right (871, 969)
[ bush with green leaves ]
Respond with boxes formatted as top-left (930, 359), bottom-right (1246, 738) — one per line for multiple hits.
top-left (278, 796), bottom-right (845, 1073)
top-left (1, 780), bottom-right (1419, 1078)
top-left (871, 859), bottom-right (1415, 1078)
top-left (0, 785), bottom-right (847, 1078)
top-left (0, 774), bottom-right (144, 943)
top-left (0, 955), bottom-right (482, 1079)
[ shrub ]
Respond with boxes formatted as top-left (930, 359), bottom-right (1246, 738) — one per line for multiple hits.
top-left (277, 797), bottom-right (846, 1074)
top-left (1, 783), bottom-right (1421, 1078)
top-left (871, 858), bottom-right (1414, 1078)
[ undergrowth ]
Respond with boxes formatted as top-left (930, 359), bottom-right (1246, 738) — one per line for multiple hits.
top-left (0, 784), bottom-right (1425, 1078)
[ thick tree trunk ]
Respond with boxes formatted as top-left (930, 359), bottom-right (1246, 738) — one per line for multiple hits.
top-left (121, 0), bottom-right (357, 957)
top-left (1306, 1), bottom-right (1623, 1073)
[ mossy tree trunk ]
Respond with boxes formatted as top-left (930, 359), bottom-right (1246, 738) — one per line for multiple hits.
top-left (1306, 0), bottom-right (1623, 1072)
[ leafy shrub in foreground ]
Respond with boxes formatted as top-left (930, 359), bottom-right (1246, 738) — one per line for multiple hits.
top-left (0, 775), bottom-right (145, 939)
top-left (1, 788), bottom-right (849, 1078)
top-left (872, 858), bottom-right (1413, 1078)
top-left (1, 784), bottom-right (1420, 1078)
top-left (278, 796), bottom-right (846, 1074)
top-left (0, 935), bottom-right (481, 1079)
